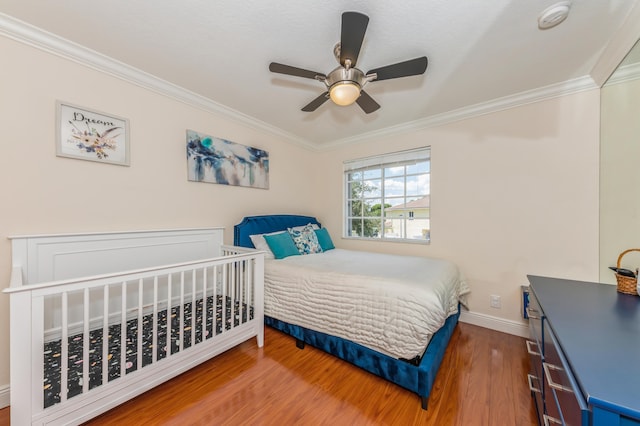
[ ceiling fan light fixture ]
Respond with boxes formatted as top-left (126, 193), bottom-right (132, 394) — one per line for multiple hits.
top-left (329, 81), bottom-right (361, 106)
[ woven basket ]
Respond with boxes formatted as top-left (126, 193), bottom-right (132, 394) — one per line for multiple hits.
top-left (614, 248), bottom-right (640, 295)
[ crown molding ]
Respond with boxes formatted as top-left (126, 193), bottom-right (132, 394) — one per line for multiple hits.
top-left (321, 75), bottom-right (597, 150)
top-left (606, 62), bottom-right (640, 86)
top-left (0, 13), bottom-right (316, 150)
top-left (590, 0), bottom-right (640, 87)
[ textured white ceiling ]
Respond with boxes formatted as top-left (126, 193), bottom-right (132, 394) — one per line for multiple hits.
top-left (1, 0), bottom-right (639, 149)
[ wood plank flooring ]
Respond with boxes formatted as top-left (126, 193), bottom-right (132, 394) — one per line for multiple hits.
top-left (0, 322), bottom-right (537, 425)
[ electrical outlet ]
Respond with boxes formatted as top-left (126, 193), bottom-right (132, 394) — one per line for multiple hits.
top-left (490, 294), bottom-right (501, 309)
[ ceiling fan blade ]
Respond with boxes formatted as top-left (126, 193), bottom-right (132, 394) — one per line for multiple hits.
top-left (367, 56), bottom-right (428, 81)
top-left (302, 92), bottom-right (330, 112)
top-left (340, 12), bottom-right (369, 67)
top-left (356, 90), bottom-right (380, 114)
top-left (269, 62), bottom-right (326, 80)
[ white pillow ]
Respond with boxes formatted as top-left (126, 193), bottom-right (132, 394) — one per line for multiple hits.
top-left (249, 232), bottom-right (281, 259)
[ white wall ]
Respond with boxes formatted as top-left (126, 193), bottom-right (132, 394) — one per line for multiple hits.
top-left (600, 77), bottom-right (640, 283)
top-left (0, 36), bottom-right (321, 390)
top-left (316, 90), bottom-right (601, 328)
top-left (0, 33), bottom-right (602, 399)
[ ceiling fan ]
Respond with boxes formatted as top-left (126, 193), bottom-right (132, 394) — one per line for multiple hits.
top-left (269, 11), bottom-right (428, 114)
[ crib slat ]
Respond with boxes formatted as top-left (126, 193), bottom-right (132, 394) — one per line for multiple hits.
top-left (82, 288), bottom-right (90, 394)
top-left (232, 261), bottom-right (240, 330)
top-left (191, 269), bottom-right (196, 348)
top-left (237, 261), bottom-right (242, 324)
top-left (167, 273), bottom-right (173, 355)
top-left (102, 285), bottom-right (109, 388)
top-left (234, 261), bottom-right (239, 326)
top-left (221, 264), bottom-right (227, 333)
top-left (203, 267), bottom-right (208, 340)
top-left (239, 260), bottom-right (245, 324)
top-left (121, 282), bottom-right (127, 378)
top-left (235, 260), bottom-right (241, 326)
top-left (61, 292), bottom-right (68, 403)
top-left (248, 259), bottom-right (253, 321)
top-left (213, 265), bottom-right (218, 336)
top-left (179, 271), bottom-right (184, 353)
top-left (152, 276), bottom-right (158, 364)
top-left (245, 260), bottom-right (250, 321)
top-left (32, 295), bottom-right (45, 413)
top-left (137, 278), bottom-right (143, 372)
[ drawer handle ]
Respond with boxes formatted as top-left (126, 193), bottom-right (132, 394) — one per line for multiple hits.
top-left (525, 340), bottom-right (541, 357)
top-left (527, 374), bottom-right (541, 393)
top-left (526, 307), bottom-right (540, 319)
top-left (543, 362), bottom-right (574, 393)
top-left (543, 414), bottom-right (562, 425)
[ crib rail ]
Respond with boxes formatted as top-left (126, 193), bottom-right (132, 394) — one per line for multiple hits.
top-left (5, 250), bottom-right (264, 425)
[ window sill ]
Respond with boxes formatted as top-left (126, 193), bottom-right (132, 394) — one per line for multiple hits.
top-left (341, 236), bottom-right (430, 245)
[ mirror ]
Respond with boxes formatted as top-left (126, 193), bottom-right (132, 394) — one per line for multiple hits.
top-left (600, 38), bottom-right (640, 283)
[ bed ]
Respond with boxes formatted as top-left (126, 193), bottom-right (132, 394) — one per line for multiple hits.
top-left (234, 214), bottom-right (469, 409)
top-left (4, 228), bottom-right (264, 425)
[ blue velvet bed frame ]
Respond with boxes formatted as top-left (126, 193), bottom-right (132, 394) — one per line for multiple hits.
top-left (234, 214), bottom-right (460, 410)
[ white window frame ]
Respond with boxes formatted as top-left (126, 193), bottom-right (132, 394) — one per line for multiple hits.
top-left (343, 147), bottom-right (431, 243)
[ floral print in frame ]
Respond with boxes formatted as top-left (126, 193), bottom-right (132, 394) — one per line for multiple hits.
top-left (56, 101), bottom-right (130, 166)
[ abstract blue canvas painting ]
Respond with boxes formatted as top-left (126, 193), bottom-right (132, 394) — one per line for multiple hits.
top-left (186, 130), bottom-right (269, 189)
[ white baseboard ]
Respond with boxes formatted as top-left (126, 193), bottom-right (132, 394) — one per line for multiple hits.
top-left (0, 384), bottom-right (9, 409)
top-left (459, 310), bottom-right (529, 338)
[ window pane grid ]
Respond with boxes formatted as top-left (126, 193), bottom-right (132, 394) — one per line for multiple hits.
top-left (344, 148), bottom-right (430, 242)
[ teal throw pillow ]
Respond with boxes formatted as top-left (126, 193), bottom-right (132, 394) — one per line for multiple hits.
top-left (314, 228), bottom-right (335, 251)
top-left (263, 232), bottom-right (300, 259)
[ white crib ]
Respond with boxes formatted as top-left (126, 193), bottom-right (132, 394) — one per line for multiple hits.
top-left (4, 228), bottom-right (264, 425)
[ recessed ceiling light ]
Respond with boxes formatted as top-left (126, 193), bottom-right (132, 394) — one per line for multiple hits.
top-left (538, 1), bottom-right (571, 30)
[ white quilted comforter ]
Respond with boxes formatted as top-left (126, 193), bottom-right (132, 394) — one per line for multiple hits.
top-left (264, 249), bottom-right (470, 359)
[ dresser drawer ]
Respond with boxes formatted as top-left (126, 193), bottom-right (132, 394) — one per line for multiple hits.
top-left (527, 292), bottom-right (544, 345)
top-left (527, 371), bottom-right (545, 424)
top-left (543, 322), bottom-right (589, 426)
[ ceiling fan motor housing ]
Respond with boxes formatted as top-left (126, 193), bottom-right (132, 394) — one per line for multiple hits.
top-left (326, 67), bottom-right (367, 90)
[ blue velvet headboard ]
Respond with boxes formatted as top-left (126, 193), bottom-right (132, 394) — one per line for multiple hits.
top-left (234, 215), bottom-right (321, 248)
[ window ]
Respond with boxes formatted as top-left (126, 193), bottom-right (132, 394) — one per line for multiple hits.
top-left (344, 147), bottom-right (430, 243)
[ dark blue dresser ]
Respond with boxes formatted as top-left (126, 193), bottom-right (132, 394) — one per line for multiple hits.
top-left (527, 275), bottom-right (640, 425)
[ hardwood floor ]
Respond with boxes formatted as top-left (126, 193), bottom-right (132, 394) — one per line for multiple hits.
top-left (0, 323), bottom-right (537, 425)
